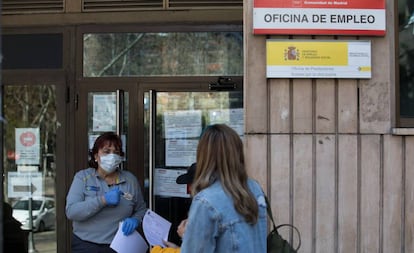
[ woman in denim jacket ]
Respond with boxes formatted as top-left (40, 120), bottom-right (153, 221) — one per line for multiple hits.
top-left (180, 124), bottom-right (267, 253)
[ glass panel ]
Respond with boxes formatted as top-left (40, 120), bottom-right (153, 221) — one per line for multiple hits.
top-left (3, 85), bottom-right (57, 252)
top-left (87, 92), bottom-right (129, 163)
top-left (399, 0), bottom-right (414, 118)
top-left (154, 91), bottom-right (243, 167)
top-left (84, 32), bottom-right (243, 77)
top-left (143, 90), bottom-right (243, 245)
top-left (2, 34), bottom-right (63, 69)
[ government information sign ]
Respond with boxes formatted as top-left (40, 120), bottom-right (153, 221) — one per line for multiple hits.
top-left (266, 40), bottom-right (371, 78)
top-left (253, 0), bottom-right (386, 35)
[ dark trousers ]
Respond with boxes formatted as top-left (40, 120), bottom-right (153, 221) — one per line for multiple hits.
top-left (71, 234), bottom-right (116, 253)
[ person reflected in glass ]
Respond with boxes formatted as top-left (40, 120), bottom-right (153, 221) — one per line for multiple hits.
top-left (180, 124), bottom-right (267, 253)
top-left (66, 131), bottom-right (147, 253)
top-left (3, 201), bottom-right (29, 253)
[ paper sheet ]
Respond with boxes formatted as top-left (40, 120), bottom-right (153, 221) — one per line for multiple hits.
top-left (142, 209), bottom-right (172, 247)
top-left (110, 222), bottom-right (148, 253)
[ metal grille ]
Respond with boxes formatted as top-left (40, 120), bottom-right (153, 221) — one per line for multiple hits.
top-left (1, 0), bottom-right (243, 14)
top-left (2, 0), bottom-right (64, 14)
top-left (83, 0), bottom-right (242, 12)
top-left (83, 0), bottom-right (163, 12)
top-left (168, 0), bottom-right (242, 9)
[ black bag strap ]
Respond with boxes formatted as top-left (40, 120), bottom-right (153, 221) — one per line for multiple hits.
top-left (264, 195), bottom-right (302, 251)
top-left (265, 195), bottom-right (277, 231)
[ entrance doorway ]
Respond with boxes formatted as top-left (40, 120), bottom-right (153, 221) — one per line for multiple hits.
top-left (74, 77), bottom-right (243, 246)
top-left (2, 19), bottom-right (243, 253)
top-left (144, 86), bottom-right (243, 244)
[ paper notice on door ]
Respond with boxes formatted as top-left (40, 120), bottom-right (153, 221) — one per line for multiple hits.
top-left (92, 94), bottom-right (116, 132)
top-left (154, 168), bottom-right (189, 198)
top-left (142, 209), bottom-right (172, 247)
top-left (163, 110), bottom-right (202, 138)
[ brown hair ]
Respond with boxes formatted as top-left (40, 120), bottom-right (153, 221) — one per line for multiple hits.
top-left (88, 132), bottom-right (124, 168)
top-left (191, 124), bottom-right (258, 224)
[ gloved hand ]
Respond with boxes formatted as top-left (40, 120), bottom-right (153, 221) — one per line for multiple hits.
top-left (122, 217), bottom-right (139, 236)
top-left (104, 186), bottom-right (121, 206)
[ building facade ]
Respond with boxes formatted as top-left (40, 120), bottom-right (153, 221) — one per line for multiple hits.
top-left (245, 0), bottom-right (414, 252)
top-left (1, 0), bottom-right (413, 252)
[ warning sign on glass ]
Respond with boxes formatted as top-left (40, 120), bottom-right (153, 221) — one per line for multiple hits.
top-left (253, 0), bottom-right (386, 35)
top-left (15, 128), bottom-right (40, 166)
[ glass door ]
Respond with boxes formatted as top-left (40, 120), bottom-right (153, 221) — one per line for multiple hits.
top-left (74, 82), bottom-right (142, 184)
top-left (2, 83), bottom-right (64, 253)
top-left (144, 89), bottom-right (244, 245)
top-left (86, 90), bottom-right (128, 164)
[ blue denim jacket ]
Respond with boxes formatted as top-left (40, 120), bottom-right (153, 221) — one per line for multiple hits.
top-left (180, 178), bottom-right (267, 253)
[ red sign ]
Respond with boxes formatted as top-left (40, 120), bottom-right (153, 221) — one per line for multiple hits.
top-left (20, 131), bottom-right (36, 147)
top-left (7, 150), bottom-right (19, 160)
top-left (253, 0), bottom-right (386, 35)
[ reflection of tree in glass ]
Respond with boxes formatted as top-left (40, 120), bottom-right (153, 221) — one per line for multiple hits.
top-left (3, 85), bottom-right (57, 176)
top-left (399, 0), bottom-right (414, 117)
top-left (83, 32), bottom-right (243, 77)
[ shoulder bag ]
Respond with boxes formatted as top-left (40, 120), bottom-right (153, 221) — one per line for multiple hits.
top-left (265, 196), bottom-right (301, 253)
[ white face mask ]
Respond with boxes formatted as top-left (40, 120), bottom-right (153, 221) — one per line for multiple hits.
top-left (100, 153), bottom-right (123, 173)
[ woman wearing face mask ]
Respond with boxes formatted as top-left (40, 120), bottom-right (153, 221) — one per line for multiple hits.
top-left (66, 132), bottom-right (147, 253)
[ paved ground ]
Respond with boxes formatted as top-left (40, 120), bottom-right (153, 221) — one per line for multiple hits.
top-left (32, 230), bottom-right (56, 253)
top-left (31, 176), bottom-right (57, 252)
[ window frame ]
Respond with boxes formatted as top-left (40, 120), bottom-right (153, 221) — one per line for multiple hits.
top-left (397, 0), bottom-right (414, 127)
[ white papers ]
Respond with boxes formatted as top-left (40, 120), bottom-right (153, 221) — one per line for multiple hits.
top-left (92, 94), bottom-right (117, 131)
top-left (142, 209), bottom-right (172, 247)
top-left (163, 110), bottom-right (202, 138)
top-left (110, 222), bottom-right (148, 253)
top-left (165, 139), bottom-right (198, 166)
top-left (208, 108), bottom-right (244, 137)
top-left (154, 168), bottom-right (190, 198)
top-left (110, 211), bottom-right (172, 252)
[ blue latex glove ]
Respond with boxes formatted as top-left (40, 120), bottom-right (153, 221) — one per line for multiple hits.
top-left (122, 217), bottom-right (139, 236)
top-left (104, 186), bottom-right (121, 206)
